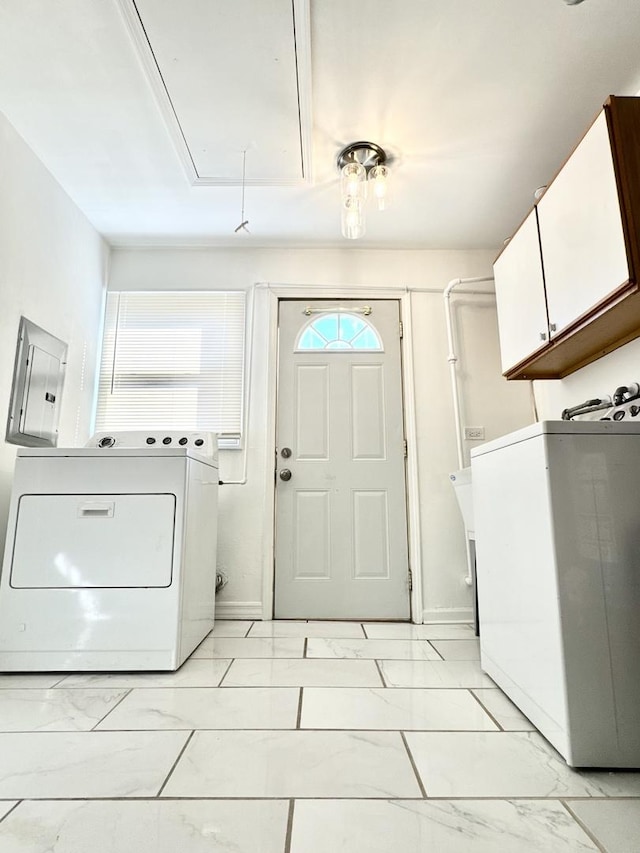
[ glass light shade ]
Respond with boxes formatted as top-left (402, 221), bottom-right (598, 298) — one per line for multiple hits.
top-left (369, 164), bottom-right (390, 211)
top-left (341, 162), bottom-right (367, 201)
top-left (341, 196), bottom-right (365, 239)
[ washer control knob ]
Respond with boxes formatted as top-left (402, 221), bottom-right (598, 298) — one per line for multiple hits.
top-left (98, 436), bottom-right (116, 448)
top-left (146, 437), bottom-right (156, 445)
top-left (194, 438), bottom-right (204, 447)
top-left (613, 410), bottom-right (626, 421)
top-left (178, 437), bottom-right (188, 445)
top-left (162, 436), bottom-right (172, 445)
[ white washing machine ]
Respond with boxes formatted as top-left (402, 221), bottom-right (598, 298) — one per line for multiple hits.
top-left (471, 419), bottom-right (640, 767)
top-left (0, 431), bottom-right (219, 672)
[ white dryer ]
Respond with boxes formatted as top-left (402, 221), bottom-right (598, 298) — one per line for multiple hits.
top-left (0, 431), bottom-right (219, 671)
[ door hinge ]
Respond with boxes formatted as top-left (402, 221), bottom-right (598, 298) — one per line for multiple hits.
top-left (403, 439), bottom-right (408, 458)
top-left (399, 320), bottom-right (403, 338)
top-left (408, 568), bottom-right (413, 592)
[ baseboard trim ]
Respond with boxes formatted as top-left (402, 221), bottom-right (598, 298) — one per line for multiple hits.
top-left (215, 601), bottom-right (263, 620)
top-left (422, 607), bottom-right (474, 624)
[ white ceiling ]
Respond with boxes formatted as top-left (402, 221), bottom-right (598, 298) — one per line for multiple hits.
top-left (1, 0), bottom-right (640, 249)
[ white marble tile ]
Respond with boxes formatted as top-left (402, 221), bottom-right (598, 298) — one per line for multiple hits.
top-left (0, 731), bottom-right (188, 798)
top-left (0, 799), bottom-right (289, 853)
top-left (430, 639), bottom-right (480, 660)
top-left (379, 659), bottom-right (496, 688)
top-left (404, 731), bottom-right (640, 798)
top-left (307, 638), bottom-right (442, 660)
top-left (162, 730), bottom-right (422, 798)
top-left (0, 802), bottom-right (17, 821)
top-left (290, 799), bottom-right (599, 853)
top-left (191, 637), bottom-right (304, 659)
top-left (300, 687), bottom-right (498, 731)
top-left (222, 658), bottom-right (383, 687)
top-left (0, 674), bottom-right (66, 689)
top-left (249, 621), bottom-right (365, 638)
top-left (566, 799), bottom-right (640, 853)
top-left (56, 659), bottom-right (232, 689)
top-left (211, 620), bottom-right (254, 637)
top-left (97, 686), bottom-right (299, 730)
top-left (0, 688), bottom-right (128, 731)
top-left (471, 688), bottom-right (537, 731)
top-left (363, 623), bottom-right (475, 640)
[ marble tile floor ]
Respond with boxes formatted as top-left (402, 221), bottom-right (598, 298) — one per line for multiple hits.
top-left (0, 621), bottom-right (638, 851)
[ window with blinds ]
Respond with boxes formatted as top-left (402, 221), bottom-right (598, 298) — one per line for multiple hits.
top-left (95, 291), bottom-right (246, 446)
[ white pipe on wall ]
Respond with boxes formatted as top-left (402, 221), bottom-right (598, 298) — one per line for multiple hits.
top-left (443, 276), bottom-right (495, 470)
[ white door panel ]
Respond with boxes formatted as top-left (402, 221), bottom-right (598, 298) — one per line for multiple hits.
top-left (275, 299), bottom-right (410, 619)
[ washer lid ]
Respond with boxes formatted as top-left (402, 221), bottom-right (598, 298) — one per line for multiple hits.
top-left (470, 419), bottom-right (640, 458)
top-left (15, 445), bottom-right (219, 469)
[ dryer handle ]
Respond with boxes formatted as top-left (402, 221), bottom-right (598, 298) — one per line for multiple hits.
top-left (78, 501), bottom-right (114, 518)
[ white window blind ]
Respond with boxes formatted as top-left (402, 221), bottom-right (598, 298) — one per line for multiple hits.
top-left (95, 291), bottom-right (246, 444)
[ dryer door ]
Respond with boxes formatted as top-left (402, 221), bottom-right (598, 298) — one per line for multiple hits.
top-left (10, 493), bottom-right (176, 588)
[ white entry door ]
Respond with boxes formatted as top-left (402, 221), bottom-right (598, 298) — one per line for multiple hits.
top-left (274, 299), bottom-right (410, 620)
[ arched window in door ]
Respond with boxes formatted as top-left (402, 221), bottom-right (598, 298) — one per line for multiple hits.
top-left (295, 313), bottom-right (383, 352)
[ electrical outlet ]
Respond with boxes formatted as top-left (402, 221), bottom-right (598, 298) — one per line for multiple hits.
top-left (464, 426), bottom-right (485, 440)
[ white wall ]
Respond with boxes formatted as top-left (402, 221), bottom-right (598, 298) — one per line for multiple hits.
top-left (534, 337), bottom-right (640, 418)
top-left (0, 112), bottom-right (108, 551)
top-left (110, 247), bottom-right (534, 621)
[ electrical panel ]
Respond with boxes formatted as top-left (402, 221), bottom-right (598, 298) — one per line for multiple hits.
top-left (5, 317), bottom-right (67, 447)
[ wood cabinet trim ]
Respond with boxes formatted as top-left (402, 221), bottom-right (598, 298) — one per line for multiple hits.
top-left (606, 96), bottom-right (640, 285)
top-left (504, 279), bottom-right (638, 380)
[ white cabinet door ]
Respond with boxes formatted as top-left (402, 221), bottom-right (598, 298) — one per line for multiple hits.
top-left (493, 209), bottom-right (548, 373)
top-left (537, 111), bottom-right (629, 337)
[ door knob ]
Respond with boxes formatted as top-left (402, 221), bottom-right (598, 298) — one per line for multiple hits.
top-left (279, 469), bottom-right (292, 481)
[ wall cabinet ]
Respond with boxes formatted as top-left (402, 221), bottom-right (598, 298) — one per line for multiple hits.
top-left (494, 96), bottom-right (640, 380)
top-left (493, 208), bottom-right (548, 373)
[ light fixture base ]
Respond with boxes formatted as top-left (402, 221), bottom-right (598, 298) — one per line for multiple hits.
top-left (337, 141), bottom-right (387, 173)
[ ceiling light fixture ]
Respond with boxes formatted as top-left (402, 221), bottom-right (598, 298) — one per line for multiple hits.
top-left (337, 141), bottom-right (390, 239)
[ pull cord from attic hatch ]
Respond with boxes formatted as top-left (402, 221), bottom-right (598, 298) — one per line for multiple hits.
top-left (234, 149), bottom-right (250, 234)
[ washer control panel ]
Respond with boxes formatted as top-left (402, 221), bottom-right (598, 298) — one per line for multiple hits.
top-left (88, 431), bottom-right (217, 460)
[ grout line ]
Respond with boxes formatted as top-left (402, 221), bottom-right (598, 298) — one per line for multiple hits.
top-left (217, 659), bottom-right (236, 687)
top-left (0, 801), bottom-right (22, 825)
top-left (426, 641), bottom-right (445, 661)
top-left (244, 621), bottom-right (255, 638)
top-left (156, 730), bottom-right (195, 797)
top-left (284, 799), bottom-right (296, 853)
top-left (400, 731), bottom-right (428, 798)
top-left (50, 675), bottom-right (70, 689)
top-left (360, 623), bottom-right (369, 639)
top-left (0, 726), bottom-right (518, 734)
top-left (6, 794), bottom-right (638, 800)
top-left (90, 689), bottom-right (133, 731)
top-left (303, 639), bottom-right (308, 659)
top-left (373, 659), bottom-right (387, 687)
top-left (560, 800), bottom-right (607, 852)
top-left (4, 795), bottom-right (640, 803)
top-left (296, 688), bottom-right (304, 729)
top-left (468, 689), bottom-right (504, 732)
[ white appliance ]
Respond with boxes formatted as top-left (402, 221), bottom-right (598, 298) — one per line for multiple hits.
top-left (471, 419), bottom-right (640, 768)
top-left (449, 467), bottom-right (479, 634)
top-left (0, 431), bottom-right (219, 672)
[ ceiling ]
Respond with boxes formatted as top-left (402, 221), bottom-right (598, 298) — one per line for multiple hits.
top-left (1, 0), bottom-right (640, 249)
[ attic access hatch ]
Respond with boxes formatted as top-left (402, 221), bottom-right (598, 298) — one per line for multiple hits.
top-left (5, 317), bottom-right (67, 447)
